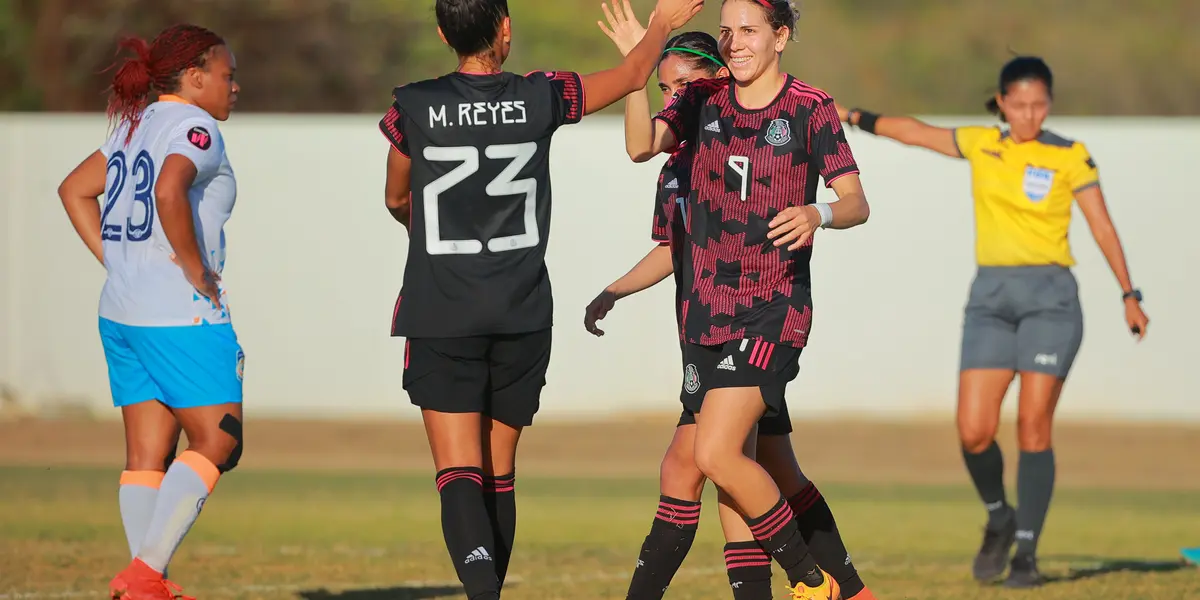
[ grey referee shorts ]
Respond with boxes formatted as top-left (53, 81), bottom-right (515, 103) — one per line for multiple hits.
top-left (960, 265), bottom-right (1084, 378)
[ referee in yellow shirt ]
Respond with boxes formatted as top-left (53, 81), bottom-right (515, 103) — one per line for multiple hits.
top-left (834, 56), bottom-right (1150, 588)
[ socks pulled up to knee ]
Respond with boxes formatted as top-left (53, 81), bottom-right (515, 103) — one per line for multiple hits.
top-left (135, 451), bottom-right (221, 574)
top-left (789, 483), bottom-right (866, 598)
top-left (724, 541), bottom-right (773, 600)
top-left (745, 496), bottom-right (822, 587)
top-left (119, 470), bottom-right (164, 559)
top-left (625, 495), bottom-right (701, 600)
top-left (437, 466), bottom-right (500, 600)
top-left (1015, 449), bottom-right (1056, 557)
top-left (962, 441), bottom-right (1014, 530)
top-left (482, 473), bottom-right (517, 587)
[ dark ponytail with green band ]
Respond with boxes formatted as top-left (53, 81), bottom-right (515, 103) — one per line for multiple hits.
top-left (660, 32), bottom-right (726, 76)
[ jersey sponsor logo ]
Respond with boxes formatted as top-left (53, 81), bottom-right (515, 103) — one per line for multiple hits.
top-left (187, 126), bottom-right (212, 150)
top-left (664, 178), bottom-right (679, 189)
top-left (683, 363), bottom-right (700, 394)
top-left (1022, 166), bottom-right (1055, 202)
top-left (764, 118), bottom-right (792, 146)
top-left (704, 120), bottom-right (721, 133)
top-left (981, 149), bottom-right (1003, 160)
top-left (717, 355), bottom-right (737, 371)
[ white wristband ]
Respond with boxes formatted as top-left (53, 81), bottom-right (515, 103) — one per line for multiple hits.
top-left (812, 203), bottom-right (834, 229)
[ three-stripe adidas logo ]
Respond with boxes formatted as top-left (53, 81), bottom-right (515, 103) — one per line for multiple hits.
top-left (464, 546), bottom-right (493, 564)
top-left (717, 355), bottom-right (737, 371)
top-left (665, 178), bottom-right (679, 189)
top-left (704, 120), bottom-right (721, 133)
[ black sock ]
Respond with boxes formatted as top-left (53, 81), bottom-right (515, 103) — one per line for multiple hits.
top-left (483, 473), bottom-right (517, 587)
top-left (1015, 449), bottom-right (1055, 557)
top-left (624, 495), bottom-right (701, 600)
top-left (436, 467), bottom-right (500, 600)
top-left (962, 441), bottom-right (1013, 530)
top-left (724, 541), bottom-right (774, 600)
top-left (789, 483), bottom-right (865, 598)
top-left (745, 497), bottom-right (822, 587)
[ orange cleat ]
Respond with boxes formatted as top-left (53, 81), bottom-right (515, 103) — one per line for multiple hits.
top-left (109, 558), bottom-right (195, 600)
top-left (785, 569), bottom-right (842, 600)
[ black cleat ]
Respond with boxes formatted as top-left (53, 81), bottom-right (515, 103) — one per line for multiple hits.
top-left (972, 517), bottom-right (1016, 582)
top-left (1003, 554), bottom-right (1046, 588)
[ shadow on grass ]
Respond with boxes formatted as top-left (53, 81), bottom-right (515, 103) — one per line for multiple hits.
top-left (1044, 555), bottom-right (1192, 583)
top-left (297, 585), bottom-right (463, 600)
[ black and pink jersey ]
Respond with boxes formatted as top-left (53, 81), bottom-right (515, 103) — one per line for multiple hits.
top-left (653, 75), bottom-right (859, 348)
top-left (379, 70), bottom-right (584, 338)
top-left (650, 143), bottom-right (694, 335)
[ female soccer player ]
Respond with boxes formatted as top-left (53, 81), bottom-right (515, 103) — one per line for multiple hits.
top-left (621, 1), bottom-right (870, 598)
top-left (586, 3), bottom-right (874, 600)
top-left (834, 56), bottom-right (1149, 587)
top-left (375, 1), bottom-right (703, 598)
top-left (58, 24), bottom-right (243, 600)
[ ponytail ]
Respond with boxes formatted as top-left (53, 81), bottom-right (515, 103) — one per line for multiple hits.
top-left (106, 36), bottom-right (155, 145)
top-left (103, 24), bottom-right (225, 146)
top-left (984, 96), bottom-right (1004, 122)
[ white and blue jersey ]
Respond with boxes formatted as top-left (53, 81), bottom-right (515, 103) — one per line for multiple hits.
top-left (96, 99), bottom-right (244, 408)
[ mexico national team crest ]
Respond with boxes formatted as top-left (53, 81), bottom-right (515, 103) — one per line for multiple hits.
top-left (1023, 166), bottom-right (1055, 202)
top-left (764, 118), bottom-right (792, 147)
top-left (683, 364), bottom-right (700, 394)
top-left (235, 349), bottom-right (245, 382)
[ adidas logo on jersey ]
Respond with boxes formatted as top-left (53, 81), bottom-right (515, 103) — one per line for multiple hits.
top-left (665, 178), bottom-right (679, 189)
top-left (464, 546), bottom-right (493, 564)
top-left (717, 355), bottom-right (737, 371)
top-left (704, 120), bottom-right (721, 133)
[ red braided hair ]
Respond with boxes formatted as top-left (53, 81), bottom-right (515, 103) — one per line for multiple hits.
top-left (105, 24), bottom-right (225, 145)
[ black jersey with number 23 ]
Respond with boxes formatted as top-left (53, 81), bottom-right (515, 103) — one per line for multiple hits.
top-left (379, 71), bottom-right (584, 338)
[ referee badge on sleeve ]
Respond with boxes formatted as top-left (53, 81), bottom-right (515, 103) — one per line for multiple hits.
top-left (1023, 166), bottom-right (1055, 202)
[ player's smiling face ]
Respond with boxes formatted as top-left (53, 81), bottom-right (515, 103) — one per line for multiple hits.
top-left (718, 0), bottom-right (787, 83)
top-left (191, 45), bottom-right (239, 121)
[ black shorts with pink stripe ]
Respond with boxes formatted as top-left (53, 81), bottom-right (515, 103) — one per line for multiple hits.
top-left (680, 338), bottom-right (801, 418)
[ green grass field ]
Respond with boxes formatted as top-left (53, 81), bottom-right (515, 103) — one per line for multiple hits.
top-left (2, 464), bottom-right (1198, 600)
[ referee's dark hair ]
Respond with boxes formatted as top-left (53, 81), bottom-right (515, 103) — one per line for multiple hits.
top-left (986, 56), bottom-right (1054, 122)
top-left (436, 0), bottom-right (509, 56)
top-left (662, 32), bottom-right (726, 77)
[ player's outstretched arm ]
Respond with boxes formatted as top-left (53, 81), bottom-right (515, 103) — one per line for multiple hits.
top-left (58, 151), bottom-right (108, 266)
top-left (835, 103), bottom-right (960, 158)
top-left (596, 1), bottom-right (660, 162)
top-left (584, 244), bottom-right (673, 336)
top-left (578, 0), bottom-right (704, 117)
top-left (383, 147), bottom-right (412, 229)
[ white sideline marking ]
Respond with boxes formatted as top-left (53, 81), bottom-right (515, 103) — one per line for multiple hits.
top-left (0, 567), bottom-right (726, 599)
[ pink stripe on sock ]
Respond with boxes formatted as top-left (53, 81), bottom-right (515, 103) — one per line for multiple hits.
top-left (749, 502), bottom-right (794, 540)
top-left (726, 556), bottom-right (773, 569)
top-left (788, 483), bottom-right (820, 514)
top-left (436, 469), bottom-right (483, 492)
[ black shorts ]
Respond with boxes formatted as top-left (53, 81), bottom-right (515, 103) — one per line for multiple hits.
top-left (679, 338), bottom-right (801, 419)
top-left (402, 328), bottom-right (551, 428)
top-left (676, 400), bottom-right (792, 435)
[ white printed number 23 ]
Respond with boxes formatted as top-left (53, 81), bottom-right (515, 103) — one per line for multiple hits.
top-left (422, 143), bottom-right (538, 255)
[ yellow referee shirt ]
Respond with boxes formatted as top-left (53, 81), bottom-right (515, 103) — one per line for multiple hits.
top-left (953, 126), bottom-right (1100, 267)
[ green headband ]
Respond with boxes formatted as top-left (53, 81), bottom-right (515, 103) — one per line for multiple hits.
top-left (661, 46), bottom-right (725, 68)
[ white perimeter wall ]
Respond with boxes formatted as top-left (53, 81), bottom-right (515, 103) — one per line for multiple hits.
top-left (1, 114), bottom-right (1196, 422)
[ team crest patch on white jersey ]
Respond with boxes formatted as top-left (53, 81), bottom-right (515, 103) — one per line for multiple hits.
top-left (764, 119), bottom-right (792, 146)
top-left (1023, 166), bottom-right (1055, 202)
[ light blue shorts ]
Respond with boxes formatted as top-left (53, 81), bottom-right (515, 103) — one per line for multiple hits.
top-left (99, 318), bottom-right (244, 408)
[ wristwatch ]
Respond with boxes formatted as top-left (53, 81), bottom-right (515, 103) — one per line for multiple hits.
top-left (1122, 289), bottom-right (1143, 302)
